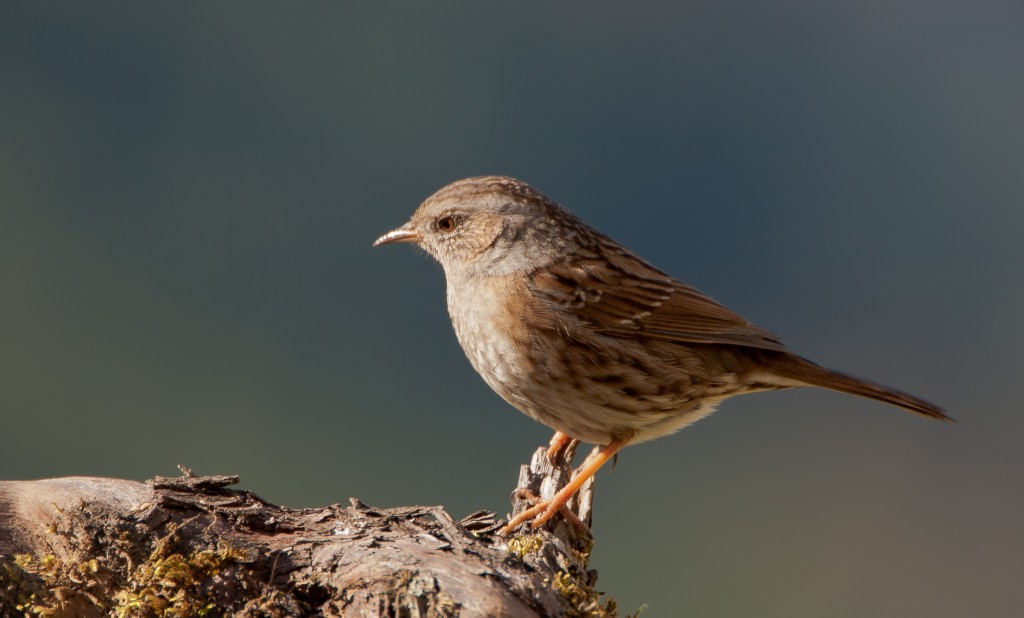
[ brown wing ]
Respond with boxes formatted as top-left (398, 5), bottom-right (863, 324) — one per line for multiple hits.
top-left (528, 243), bottom-right (789, 353)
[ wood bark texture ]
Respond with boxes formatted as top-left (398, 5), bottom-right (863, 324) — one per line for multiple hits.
top-left (0, 443), bottom-right (626, 617)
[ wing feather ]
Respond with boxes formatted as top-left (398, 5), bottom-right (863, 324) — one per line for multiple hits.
top-left (529, 243), bottom-right (788, 352)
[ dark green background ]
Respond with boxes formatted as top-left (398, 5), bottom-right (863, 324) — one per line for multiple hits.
top-left (2, 2), bottom-right (1021, 615)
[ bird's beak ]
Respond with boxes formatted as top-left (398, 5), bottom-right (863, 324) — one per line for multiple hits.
top-left (373, 221), bottom-right (421, 247)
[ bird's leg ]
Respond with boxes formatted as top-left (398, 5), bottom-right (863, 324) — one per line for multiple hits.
top-left (511, 488), bottom-right (588, 530)
top-left (500, 438), bottom-right (626, 534)
top-left (546, 431), bottom-right (573, 464)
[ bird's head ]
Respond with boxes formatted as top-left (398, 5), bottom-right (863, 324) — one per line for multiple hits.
top-left (374, 176), bottom-right (584, 278)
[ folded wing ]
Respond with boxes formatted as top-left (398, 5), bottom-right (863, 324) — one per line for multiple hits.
top-left (529, 243), bottom-right (788, 353)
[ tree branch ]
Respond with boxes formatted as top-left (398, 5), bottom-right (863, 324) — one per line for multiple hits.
top-left (1, 445), bottom-right (626, 617)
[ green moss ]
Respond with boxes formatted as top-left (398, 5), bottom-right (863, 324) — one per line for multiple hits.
top-left (505, 533), bottom-right (545, 559)
top-left (549, 568), bottom-right (623, 618)
top-left (548, 564), bottom-right (648, 618)
top-left (0, 511), bottom-right (298, 617)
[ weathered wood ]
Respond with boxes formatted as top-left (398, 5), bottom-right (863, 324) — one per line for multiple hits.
top-left (1, 449), bottom-right (623, 617)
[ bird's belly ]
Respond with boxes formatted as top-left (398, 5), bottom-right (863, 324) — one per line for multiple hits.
top-left (511, 367), bottom-right (720, 445)
top-left (447, 278), bottom-right (732, 445)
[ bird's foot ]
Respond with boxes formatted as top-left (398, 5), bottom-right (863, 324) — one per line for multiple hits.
top-left (498, 489), bottom-right (586, 535)
top-left (500, 439), bottom-right (626, 535)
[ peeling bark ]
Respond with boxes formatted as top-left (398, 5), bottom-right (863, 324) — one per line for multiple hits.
top-left (0, 443), bottom-right (624, 617)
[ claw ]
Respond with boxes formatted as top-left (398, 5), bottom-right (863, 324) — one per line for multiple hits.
top-left (499, 438), bottom-right (626, 535)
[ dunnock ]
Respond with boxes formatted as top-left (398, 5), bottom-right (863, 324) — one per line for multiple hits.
top-left (374, 176), bottom-right (949, 533)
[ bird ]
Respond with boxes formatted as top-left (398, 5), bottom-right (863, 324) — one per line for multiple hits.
top-left (373, 176), bottom-right (950, 534)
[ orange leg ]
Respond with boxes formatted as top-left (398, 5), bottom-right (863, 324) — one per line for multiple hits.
top-left (546, 431), bottom-right (573, 463)
top-left (500, 438), bottom-right (626, 534)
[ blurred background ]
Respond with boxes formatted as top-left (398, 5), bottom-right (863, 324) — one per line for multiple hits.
top-left (2, 2), bottom-right (1021, 615)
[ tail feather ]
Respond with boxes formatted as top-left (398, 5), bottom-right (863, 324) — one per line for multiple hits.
top-left (782, 357), bottom-right (952, 422)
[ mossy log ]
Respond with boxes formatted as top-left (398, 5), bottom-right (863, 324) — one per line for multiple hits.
top-left (0, 444), bottom-right (625, 617)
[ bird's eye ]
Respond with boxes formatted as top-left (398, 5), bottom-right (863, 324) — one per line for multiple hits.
top-left (436, 216), bottom-right (457, 233)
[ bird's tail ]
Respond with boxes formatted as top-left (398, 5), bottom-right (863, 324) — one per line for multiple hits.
top-left (778, 356), bottom-right (952, 422)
